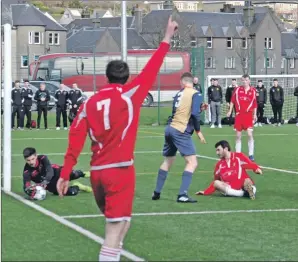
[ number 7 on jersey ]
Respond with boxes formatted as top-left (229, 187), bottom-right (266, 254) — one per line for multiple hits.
top-left (97, 99), bottom-right (111, 130)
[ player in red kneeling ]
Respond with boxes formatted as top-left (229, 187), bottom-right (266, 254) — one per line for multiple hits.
top-left (56, 16), bottom-right (178, 262)
top-left (227, 74), bottom-right (257, 161)
top-left (196, 140), bottom-right (263, 200)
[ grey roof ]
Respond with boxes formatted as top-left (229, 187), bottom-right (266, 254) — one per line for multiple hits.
top-left (143, 10), bottom-right (248, 37)
top-left (67, 28), bottom-right (106, 52)
top-left (67, 27), bottom-right (149, 52)
top-left (2, 4), bottom-right (66, 31)
top-left (65, 16), bottom-right (135, 32)
top-left (108, 28), bottom-right (149, 50)
top-left (142, 8), bottom-right (282, 37)
top-left (99, 16), bottom-right (135, 28)
top-left (281, 31), bottom-right (298, 58)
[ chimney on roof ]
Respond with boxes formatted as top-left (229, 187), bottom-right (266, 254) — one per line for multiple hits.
top-left (243, 5), bottom-right (255, 28)
top-left (133, 4), bottom-right (142, 34)
top-left (220, 4), bottom-right (235, 13)
top-left (92, 18), bottom-right (101, 29)
top-left (163, 0), bottom-right (174, 10)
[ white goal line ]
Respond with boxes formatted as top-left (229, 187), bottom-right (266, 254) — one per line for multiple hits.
top-left (3, 190), bottom-right (145, 262)
top-left (62, 208), bottom-right (298, 219)
top-left (11, 133), bottom-right (298, 141)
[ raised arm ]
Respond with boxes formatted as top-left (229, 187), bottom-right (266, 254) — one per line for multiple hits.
top-left (123, 16), bottom-right (178, 106)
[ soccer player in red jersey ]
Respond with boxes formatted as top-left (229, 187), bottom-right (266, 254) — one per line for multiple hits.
top-left (196, 140), bottom-right (262, 199)
top-left (56, 16), bottom-right (178, 262)
top-left (227, 74), bottom-right (257, 161)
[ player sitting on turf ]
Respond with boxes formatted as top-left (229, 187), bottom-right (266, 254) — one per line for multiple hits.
top-left (227, 74), bottom-right (257, 161)
top-left (195, 140), bottom-right (262, 200)
top-left (152, 72), bottom-right (207, 203)
top-left (23, 147), bottom-right (91, 199)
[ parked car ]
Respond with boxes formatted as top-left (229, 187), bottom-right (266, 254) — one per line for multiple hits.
top-left (30, 81), bottom-right (88, 102)
top-left (1, 82), bottom-right (56, 112)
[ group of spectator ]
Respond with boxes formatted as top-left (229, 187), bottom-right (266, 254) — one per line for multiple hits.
top-left (204, 78), bottom-right (298, 127)
top-left (11, 81), bottom-right (84, 130)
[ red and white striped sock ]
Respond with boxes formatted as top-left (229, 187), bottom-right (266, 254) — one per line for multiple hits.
top-left (117, 242), bottom-right (123, 261)
top-left (99, 246), bottom-right (120, 261)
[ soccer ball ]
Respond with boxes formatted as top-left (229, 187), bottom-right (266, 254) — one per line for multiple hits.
top-left (33, 186), bottom-right (47, 201)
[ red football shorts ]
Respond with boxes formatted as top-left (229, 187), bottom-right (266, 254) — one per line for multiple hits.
top-left (234, 112), bottom-right (254, 132)
top-left (90, 165), bottom-right (135, 222)
top-left (227, 171), bottom-right (254, 190)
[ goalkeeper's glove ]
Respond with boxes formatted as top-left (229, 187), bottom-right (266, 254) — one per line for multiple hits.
top-left (25, 185), bottom-right (37, 199)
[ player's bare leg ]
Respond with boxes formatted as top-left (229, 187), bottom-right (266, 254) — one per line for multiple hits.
top-left (99, 221), bottom-right (126, 261)
top-left (213, 180), bottom-right (244, 197)
top-left (235, 131), bottom-right (242, 153)
top-left (152, 156), bottom-right (176, 200)
top-left (247, 129), bottom-right (255, 161)
top-left (243, 178), bottom-right (256, 200)
top-left (176, 155), bottom-right (198, 203)
top-left (117, 221), bottom-right (131, 260)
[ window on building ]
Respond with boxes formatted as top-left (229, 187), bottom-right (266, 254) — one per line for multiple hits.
top-left (242, 57), bottom-right (248, 68)
top-left (49, 33), bottom-right (60, 45)
top-left (21, 55), bottom-right (28, 68)
top-left (242, 38), bottom-right (247, 49)
top-left (190, 36), bottom-right (197, 47)
top-left (225, 57), bottom-right (236, 69)
top-left (281, 58), bottom-right (286, 69)
top-left (205, 57), bottom-right (215, 69)
top-left (29, 32), bottom-right (42, 44)
top-left (34, 55), bottom-right (40, 61)
top-left (206, 37), bottom-right (212, 48)
top-left (289, 58), bottom-right (295, 69)
top-left (264, 57), bottom-right (274, 68)
top-left (227, 37), bottom-right (233, 49)
top-left (264, 37), bottom-right (273, 49)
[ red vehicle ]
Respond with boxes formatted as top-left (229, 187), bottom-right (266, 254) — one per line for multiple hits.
top-left (29, 50), bottom-right (190, 106)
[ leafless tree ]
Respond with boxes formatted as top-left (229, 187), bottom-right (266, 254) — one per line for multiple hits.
top-left (234, 37), bottom-right (262, 75)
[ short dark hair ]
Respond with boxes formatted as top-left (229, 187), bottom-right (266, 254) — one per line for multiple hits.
top-left (180, 72), bottom-right (193, 83)
top-left (106, 60), bottom-right (130, 85)
top-left (258, 80), bottom-right (263, 83)
top-left (23, 147), bottom-right (36, 158)
top-left (273, 78), bottom-right (278, 82)
top-left (24, 79), bottom-right (29, 83)
top-left (242, 74), bottom-right (250, 79)
top-left (15, 80), bottom-right (20, 84)
top-left (232, 79), bottom-right (236, 81)
top-left (215, 140), bottom-right (231, 151)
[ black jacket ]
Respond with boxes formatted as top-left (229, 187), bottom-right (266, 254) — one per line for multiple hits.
top-left (225, 85), bottom-right (236, 103)
top-left (34, 89), bottom-right (50, 106)
top-left (11, 87), bottom-right (23, 106)
top-left (270, 86), bottom-right (284, 105)
top-left (208, 85), bottom-right (222, 103)
top-left (55, 89), bottom-right (68, 107)
top-left (21, 87), bottom-right (34, 106)
top-left (256, 85), bottom-right (267, 104)
top-left (68, 88), bottom-right (83, 106)
top-left (294, 86), bottom-right (298, 97)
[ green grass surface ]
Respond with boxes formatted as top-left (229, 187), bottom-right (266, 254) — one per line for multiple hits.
top-left (2, 111), bottom-right (298, 261)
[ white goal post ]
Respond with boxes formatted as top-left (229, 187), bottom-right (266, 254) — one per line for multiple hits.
top-left (2, 23), bottom-right (12, 192)
top-left (204, 74), bottom-right (298, 124)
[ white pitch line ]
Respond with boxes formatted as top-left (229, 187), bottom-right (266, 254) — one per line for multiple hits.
top-left (3, 190), bottom-right (145, 262)
top-left (196, 154), bottom-right (298, 175)
top-left (11, 133), bottom-right (298, 141)
top-left (62, 208), bottom-right (298, 219)
top-left (12, 150), bottom-right (161, 157)
top-left (11, 150), bottom-right (298, 175)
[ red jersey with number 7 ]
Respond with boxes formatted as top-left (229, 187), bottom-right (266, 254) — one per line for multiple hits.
top-left (60, 42), bottom-right (170, 180)
top-left (231, 86), bottom-right (257, 114)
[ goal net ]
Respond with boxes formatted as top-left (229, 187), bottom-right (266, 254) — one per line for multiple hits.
top-left (204, 74), bottom-right (298, 124)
